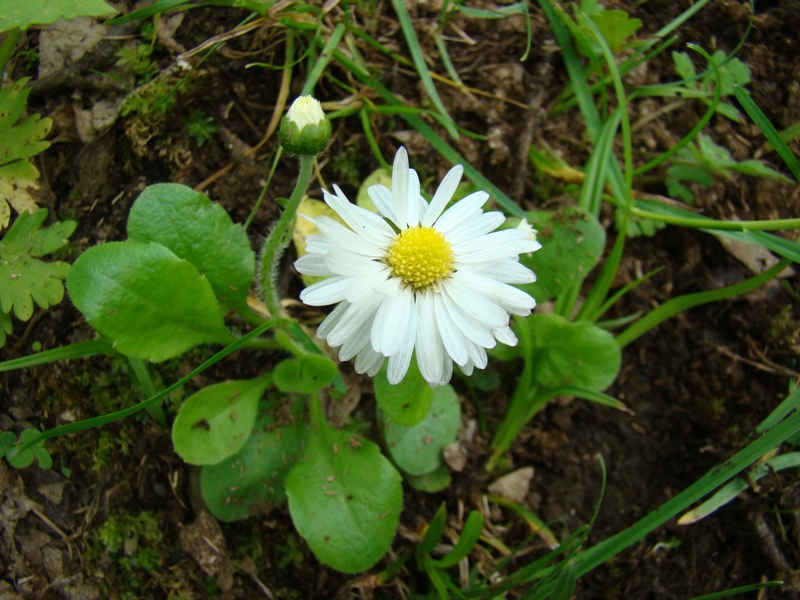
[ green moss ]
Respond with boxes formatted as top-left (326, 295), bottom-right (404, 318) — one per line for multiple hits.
top-left (87, 510), bottom-right (165, 598)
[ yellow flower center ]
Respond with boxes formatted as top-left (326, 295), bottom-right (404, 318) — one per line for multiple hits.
top-left (387, 226), bottom-right (454, 290)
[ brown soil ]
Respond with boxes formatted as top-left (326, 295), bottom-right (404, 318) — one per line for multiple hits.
top-left (2, 1), bottom-right (800, 599)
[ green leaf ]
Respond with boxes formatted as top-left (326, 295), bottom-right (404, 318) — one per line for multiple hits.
top-left (417, 503), bottom-right (447, 556)
top-left (520, 207), bottom-right (605, 303)
top-left (273, 354), bottom-right (338, 394)
top-left (127, 183), bottom-right (255, 310)
top-left (285, 425), bottom-right (403, 573)
top-left (729, 159), bottom-right (790, 180)
top-left (5, 429), bottom-right (50, 469)
top-left (704, 50), bottom-right (751, 96)
top-left (528, 314), bottom-right (621, 392)
top-left (432, 511), bottom-right (484, 568)
top-left (672, 51), bottom-right (696, 84)
top-left (0, 0), bottom-right (117, 32)
top-left (171, 377), bottom-right (270, 465)
top-left (0, 209), bottom-right (75, 321)
top-left (67, 240), bottom-right (233, 361)
top-left (382, 384), bottom-right (461, 476)
top-left (0, 431), bottom-right (16, 455)
top-left (201, 397), bottom-right (308, 521)
top-left (0, 310), bottom-right (11, 347)
top-left (589, 9), bottom-right (642, 53)
top-left (405, 464), bottom-right (451, 493)
top-left (0, 79), bottom-right (51, 181)
top-left (374, 359), bottom-right (434, 426)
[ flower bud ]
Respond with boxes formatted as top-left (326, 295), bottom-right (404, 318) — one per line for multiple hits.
top-left (279, 96), bottom-right (331, 155)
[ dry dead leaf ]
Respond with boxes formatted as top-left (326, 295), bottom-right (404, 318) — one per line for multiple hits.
top-left (718, 236), bottom-right (795, 278)
top-left (179, 511), bottom-right (234, 592)
top-left (0, 179), bottom-right (41, 229)
top-left (487, 467), bottom-right (535, 504)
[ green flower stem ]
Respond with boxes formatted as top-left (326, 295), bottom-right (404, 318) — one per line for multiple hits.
top-left (307, 390), bottom-right (327, 434)
top-left (0, 29), bottom-right (22, 79)
top-left (487, 319), bottom-right (541, 472)
top-left (259, 153), bottom-right (316, 317)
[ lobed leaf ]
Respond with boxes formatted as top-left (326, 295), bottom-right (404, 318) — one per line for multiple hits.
top-left (0, 0), bottom-right (116, 32)
top-left (0, 209), bottom-right (75, 321)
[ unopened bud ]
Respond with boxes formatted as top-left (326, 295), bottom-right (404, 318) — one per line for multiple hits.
top-left (279, 96), bottom-right (331, 155)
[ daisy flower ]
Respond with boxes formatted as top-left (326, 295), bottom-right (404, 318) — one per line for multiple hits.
top-left (294, 147), bottom-right (541, 387)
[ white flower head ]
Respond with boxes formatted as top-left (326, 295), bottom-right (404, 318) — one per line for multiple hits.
top-left (295, 146), bottom-right (541, 387)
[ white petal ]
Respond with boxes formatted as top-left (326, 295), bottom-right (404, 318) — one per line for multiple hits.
top-left (414, 292), bottom-right (445, 386)
top-left (339, 314), bottom-right (374, 360)
top-left (300, 276), bottom-right (352, 306)
top-left (433, 191), bottom-right (488, 233)
top-left (316, 216), bottom-right (384, 258)
top-left (423, 164), bottom-right (462, 227)
top-left (437, 354), bottom-right (453, 387)
top-left (466, 259), bottom-right (536, 284)
top-left (371, 288), bottom-right (409, 356)
top-left (325, 186), bottom-right (395, 244)
top-left (444, 277), bottom-right (509, 329)
top-left (355, 346), bottom-right (385, 377)
top-left (446, 211), bottom-right (505, 246)
top-left (368, 184), bottom-right (397, 225)
top-left (324, 249), bottom-right (384, 276)
top-left (345, 269), bottom-right (391, 304)
top-left (456, 229), bottom-right (541, 262)
top-left (392, 147), bottom-right (409, 228)
top-left (465, 340), bottom-right (488, 369)
top-left (304, 233), bottom-right (332, 254)
top-left (493, 325), bottom-right (518, 346)
top-left (294, 253), bottom-right (334, 276)
top-left (433, 292), bottom-right (469, 366)
top-left (387, 302), bottom-right (417, 384)
top-left (440, 285), bottom-right (496, 348)
top-left (406, 168), bottom-right (421, 227)
top-left (316, 301), bottom-right (350, 339)
top-left (457, 273), bottom-right (536, 316)
top-left (326, 293), bottom-right (383, 347)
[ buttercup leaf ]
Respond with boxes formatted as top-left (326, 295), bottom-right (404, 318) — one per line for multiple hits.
top-left (0, 209), bottom-right (75, 321)
top-left (0, 0), bottom-right (116, 32)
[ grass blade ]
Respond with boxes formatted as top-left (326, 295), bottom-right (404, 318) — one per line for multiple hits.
top-left (0, 340), bottom-right (113, 372)
top-left (392, 0), bottom-right (459, 139)
top-left (616, 258), bottom-right (790, 349)
top-left (733, 85), bottom-right (800, 182)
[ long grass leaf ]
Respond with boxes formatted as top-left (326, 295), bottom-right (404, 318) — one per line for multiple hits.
top-left (571, 404), bottom-right (800, 578)
top-left (632, 199), bottom-right (800, 263)
top-left (616, 258), bottom-right (790, 349)
top-left (331, 47), bottom-right (524, 216)
top-left (0, 340), bottom-right (113, 372)
top-left (15, 320), bottom-right (281, 448)
top-left (392, 0), bottom-right (459, 139)
top-left (733, 85), bottom-right (800, 182)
